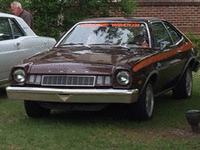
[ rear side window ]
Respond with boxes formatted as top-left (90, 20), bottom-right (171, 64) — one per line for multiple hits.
top-left (151, 22), bottom-right (172, 48)
top-left (163, 22), bottom-right (182, 44)
top-left (10, 19), bottom-right (25, 38)
top-left (0, 18), bottom-right (12, 41)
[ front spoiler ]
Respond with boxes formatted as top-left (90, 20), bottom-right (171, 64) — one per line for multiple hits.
top-left (6, 86), bottom-right (139, 103)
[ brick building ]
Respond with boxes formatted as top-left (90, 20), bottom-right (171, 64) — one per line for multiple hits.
top-left (110, 0), bottom-right (200, 35)
top-left (134, 0), bottom-right (200, 34)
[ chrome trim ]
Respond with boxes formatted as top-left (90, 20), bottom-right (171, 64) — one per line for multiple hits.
top-left (55, 23), bottom-right (79, 47)
top-left (145, 22), bottom-right (152, 48)
top-left (6, 86), bottom-right (139, 103)
top-left (41, 75), bottom-right (96, 87)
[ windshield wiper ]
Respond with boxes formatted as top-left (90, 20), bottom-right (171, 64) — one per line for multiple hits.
top-left (59, 43), bottom-right (90, 48)
top-left (88, 43), bottom-right (112, 46)
top-left (89, 43), bottom-right (130, 51)
top-left (59, 43), bottom-right (84, 46)
top-left (116, 45), bottom-right (130, 50)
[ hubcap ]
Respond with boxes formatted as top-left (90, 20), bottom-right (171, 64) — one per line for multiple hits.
top-left (145, 84), bottom-right (154, 117)
top-left (186, 69), bottom-right (192, 96)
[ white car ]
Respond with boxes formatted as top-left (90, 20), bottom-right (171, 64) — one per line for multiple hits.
top-left (0, 13), bottom-right (56, 84)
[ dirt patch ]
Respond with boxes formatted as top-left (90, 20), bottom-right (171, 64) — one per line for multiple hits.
top-left (120, 124), bottom-right (200, 140)
top-left (162, 125), bottom-right (200, 138)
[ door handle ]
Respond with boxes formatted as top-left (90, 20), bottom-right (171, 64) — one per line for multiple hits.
top-left (15, 43), bottom-right (20, 49)
top-left (156, 62), bottom-right (162, 69)
top-left (15, 43), bottom-right (20, 46)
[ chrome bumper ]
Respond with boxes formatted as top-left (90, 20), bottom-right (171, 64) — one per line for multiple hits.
top-left (6, 86), bottom-right (139, 103)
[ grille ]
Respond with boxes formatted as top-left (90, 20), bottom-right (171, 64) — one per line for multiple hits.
top-left (41, 75), bottom-right (96, 87)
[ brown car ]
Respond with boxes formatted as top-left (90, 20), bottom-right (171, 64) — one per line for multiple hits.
top-left (6, 17), bottom-right (200, 120)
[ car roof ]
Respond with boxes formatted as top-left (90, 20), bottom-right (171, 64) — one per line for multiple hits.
top-left (80, 17), bottom-right (161, 23)
top-left (0, 12), bottom-right (36, 36)
top-left (0, 12), bottom-right (20, 19)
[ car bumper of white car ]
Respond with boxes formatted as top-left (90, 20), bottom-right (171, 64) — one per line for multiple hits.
top-left (6, 86), bottom-right (139, 103)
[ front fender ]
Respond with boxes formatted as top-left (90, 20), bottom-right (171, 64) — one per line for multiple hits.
top-left (139, 70), bottom-right (158, 96)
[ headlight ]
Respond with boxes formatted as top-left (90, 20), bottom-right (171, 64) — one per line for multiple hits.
top-left (116, 71), bottom-right (130, 85)
top-left (13, 69), bottom-right (25, 83)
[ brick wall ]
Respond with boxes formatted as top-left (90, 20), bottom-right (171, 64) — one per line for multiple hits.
top-left (92, 1), bottom-right (200, 35)
top-left (133, 0), bottom-right (200, 34)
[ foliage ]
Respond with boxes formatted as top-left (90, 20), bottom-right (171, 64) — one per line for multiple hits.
top-left (185, 31), bottom-right (200, 54)
top-left (0, 0), bottom-right (30, 13)
top-left (0, 0), bottom-right (11, 13)
top-left (0, 0), bottom-right (138, 40)
top-left (29, 0), bottom-right (65, 40)
top-left (29, 0), bottom-right (138, 40)
top-left (120, 0), bottom-right (138, 16)
top-left (61, 0), bottom-right (138, 31)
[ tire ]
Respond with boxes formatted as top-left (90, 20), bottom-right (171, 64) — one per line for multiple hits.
top-left (24, 101), bottom-right (51, 118)
top-left (132, 82), bottom-right (155, 120)
top-left (173, 68), bottom-right (192, 99)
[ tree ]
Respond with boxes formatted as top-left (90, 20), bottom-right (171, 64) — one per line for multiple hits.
top-left (29, 0), bottom-right (65, 39)
top-left (1, 0), bottom-right (138, 40)
top-left (0, 0), bottom-right (31, 13)
top-left (29, 0), bottom-right (138, 40)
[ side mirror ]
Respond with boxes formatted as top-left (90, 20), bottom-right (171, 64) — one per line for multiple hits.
top-left (160, 41), bottom-right (170, 50)
top-left (0, 33), bottom-right (4, 37)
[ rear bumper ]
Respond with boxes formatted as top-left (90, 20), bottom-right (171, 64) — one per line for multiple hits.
top-left (6, 86), bottom-right (139, 103)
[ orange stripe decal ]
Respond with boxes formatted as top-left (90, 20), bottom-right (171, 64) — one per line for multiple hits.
top-left (81, 23), bottom-right (108, 27)
top-left (111, 23), bottom-right (140, 27)
top-left (132, 42), bottom-right (194, 72)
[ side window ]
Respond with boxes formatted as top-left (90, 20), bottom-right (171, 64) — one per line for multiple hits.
top-left (10, 19), bottom-right (24, 39)
top-left (0, 18), bottom-right (12, 41)
top-left (163, 22), bottom-right (182, 44)
top-left (151, 22), bottom-right (172, 48)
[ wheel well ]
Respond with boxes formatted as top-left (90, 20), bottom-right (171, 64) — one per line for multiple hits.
top-left (188, 58), bottom-right (199, 71)
top-left (188, 59), bottom-right (195, 69)
top-left (140, 73), bottom-right (158, 96)
top-left (148, 73), bottom-right (158, 86)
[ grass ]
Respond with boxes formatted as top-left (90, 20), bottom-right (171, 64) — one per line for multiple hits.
top-left (0, 72), bottom-right (200, 150)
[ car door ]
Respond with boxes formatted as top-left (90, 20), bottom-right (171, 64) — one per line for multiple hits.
top-left (163, 21), bottom-right (187, 78)
top-left (0, 18), bottom-right (23, 82)
top-left (151, 21), bottom-right (184, 93)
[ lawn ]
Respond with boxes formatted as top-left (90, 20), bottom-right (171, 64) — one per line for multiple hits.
top-left (0, 72), bottom-right (200, 150)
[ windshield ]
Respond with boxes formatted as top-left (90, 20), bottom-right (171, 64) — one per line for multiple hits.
top-left (59, 22), bottom-right (150, 47)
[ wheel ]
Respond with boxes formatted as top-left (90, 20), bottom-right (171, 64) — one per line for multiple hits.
top-left (24, 101), bottom-right (51, 118)
top-left (131, 82), bottom-right (154, 120)
top-left (173, 68), bottom-right (192, 99)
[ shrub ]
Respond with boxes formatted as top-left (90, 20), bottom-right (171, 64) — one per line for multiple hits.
top-left (185, 31), bottom-right (200, 54)
top-left (29, 0), bottom-right (138, 40)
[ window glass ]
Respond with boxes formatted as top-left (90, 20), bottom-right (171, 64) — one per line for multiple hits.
top-left (164, 22), bottom-right (182, 44)
top-left (151, 22), bottom-right (172, 48)
top-left (60, 23), bottom-right (150, 48)
top-left (10, 19), bottom-right (24, 38)
top-left (0, 18), bottom-right (12, 41)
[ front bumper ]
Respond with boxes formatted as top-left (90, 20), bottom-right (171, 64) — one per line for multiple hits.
top-left (6, 86), bottom-right (139, 103)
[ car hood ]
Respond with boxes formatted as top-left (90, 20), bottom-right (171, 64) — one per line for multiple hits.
top-left (25, 46), bottom-right (154, 74)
